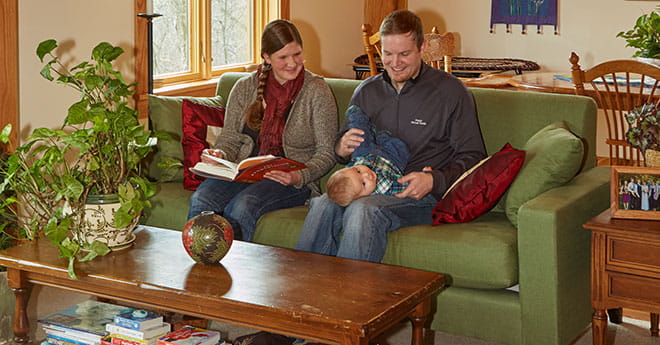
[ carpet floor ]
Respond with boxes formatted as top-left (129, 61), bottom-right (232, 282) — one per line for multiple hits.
top-left (209, 316), bottom-right (660, 345)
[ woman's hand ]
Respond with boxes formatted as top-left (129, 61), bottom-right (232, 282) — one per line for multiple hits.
top-left (200, 148), bottom-right (223, 165)
top-left (264, 170), bottom-right (302, 186)
top-left (335, 128), bottom-right (365, 159)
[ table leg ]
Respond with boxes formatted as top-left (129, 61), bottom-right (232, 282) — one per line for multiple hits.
top-left (650, 313), bottom-right (659, 337)
top-left (592, 309), bottom-right (608, 345)
top-left (7, 269), bottom-right (31, 345)
top-left (408, 299), bottom-right (431, 345)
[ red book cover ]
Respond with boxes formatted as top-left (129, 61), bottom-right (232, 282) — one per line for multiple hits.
top-left (190, 154), bottom-right (306, 183)
top-left (157, 326), bottom-right (220, 345)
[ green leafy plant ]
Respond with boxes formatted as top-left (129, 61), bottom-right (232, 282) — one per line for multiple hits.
top-left (617, 6), bottom-right (660, 58)
top-left (0, 40), bottom-right (165, 279)
top-left (625, 102), bottom-right (660, 155)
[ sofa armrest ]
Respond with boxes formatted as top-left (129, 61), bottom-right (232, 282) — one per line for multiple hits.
top-left (516, 166), bottom-right (609, 345)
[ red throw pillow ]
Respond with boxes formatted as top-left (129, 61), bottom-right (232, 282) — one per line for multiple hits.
top-left (181, 99), bottom-right (225, 190)
top-left (432, 143), bottom-right (525, 224)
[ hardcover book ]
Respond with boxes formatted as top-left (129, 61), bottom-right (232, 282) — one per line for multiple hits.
top-left (105, 323), bottom-right (171, 340)
top-left (45, 332), bottom-right (97, 345)
top-left (113, 310), bottom-right (164, 331)
top-left (190, 154), bottom-right (306, 183)
top-left (109, 334), bottom-right (160, 345)
top-left (42, 324), bottom-right (101, 344)
top-left (38, 300), bottom-right (133, 337)
top-left (157, 326), bottom-right (220, 345)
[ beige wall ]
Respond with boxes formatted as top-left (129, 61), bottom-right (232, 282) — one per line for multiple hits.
top-left (289, 0), bottom-right (364, 79)
top-left (410, 0), bottom-right (657, 72)
top-left (18, 1), bottom-right (134, 135)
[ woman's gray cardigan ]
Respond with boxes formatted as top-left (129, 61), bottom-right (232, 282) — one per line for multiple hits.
top-left (213, 70), bottom-right (338, 196)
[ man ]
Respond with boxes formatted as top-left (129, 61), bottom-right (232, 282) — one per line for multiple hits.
top-left (295, 9), bottom-right (487, 262)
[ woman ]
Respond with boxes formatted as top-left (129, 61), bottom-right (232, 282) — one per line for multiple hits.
top-left (620, 179), bottom-right (630, 210)
top-left (188, 19), bottom-right (338, 242)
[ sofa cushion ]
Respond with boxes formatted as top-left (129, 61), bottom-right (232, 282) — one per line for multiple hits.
top-left (147, 94), bottom-right (225, 182)
top-left (140, 181), bottom-right (194, 231)
top-left (504, 121), bottom-right (584, 226)
top-left (432, 143), bottom-right (525, 224)
top-left (254, 208), bottom-right (518, 289)
top-left (181, 99), bottom-right (225, 190)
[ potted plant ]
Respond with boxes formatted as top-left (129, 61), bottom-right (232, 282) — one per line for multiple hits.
top-left (625, 102), bottom-right (660, 167)
top-left (617, 5), bottom-right (660, 62)
top-left (0, 39), bottom-right (163, 279)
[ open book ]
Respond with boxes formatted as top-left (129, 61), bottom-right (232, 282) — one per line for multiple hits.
top-left (190, 154), bottom-right (306, 183)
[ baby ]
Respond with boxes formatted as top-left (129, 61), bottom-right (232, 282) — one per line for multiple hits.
top-left (326, 105), bottom-right (411, 206)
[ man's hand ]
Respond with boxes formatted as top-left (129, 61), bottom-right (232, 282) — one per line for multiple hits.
top-left (336, 128), bottom-right (365, 158)
top-left (395, 171), bottom-right (434, 200)
top-left (200, 148), bottom-right (223, 165)
top-left (264, 170), bottom-right (302, 186)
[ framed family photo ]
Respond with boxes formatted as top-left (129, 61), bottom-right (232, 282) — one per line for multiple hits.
top-left (611, 166), bottom-right (660, 220)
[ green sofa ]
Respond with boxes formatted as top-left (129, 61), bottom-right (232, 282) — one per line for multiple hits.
top-left (142, 72), bottom-right (610, 345)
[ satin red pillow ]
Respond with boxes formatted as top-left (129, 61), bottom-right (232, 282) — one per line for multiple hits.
top-left (432, 143), bottom-right (525, 224)
top-left (181, 99), bottom-right (225, 190)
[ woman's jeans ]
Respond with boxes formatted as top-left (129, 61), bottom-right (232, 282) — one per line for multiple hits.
top-left (188, 178), bottom-right (311, 242)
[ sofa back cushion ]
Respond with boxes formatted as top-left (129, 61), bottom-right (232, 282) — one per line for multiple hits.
top-left (147, 94), bottom-right (226, 182)
top-left (470, 88), bottom-right (597, 170)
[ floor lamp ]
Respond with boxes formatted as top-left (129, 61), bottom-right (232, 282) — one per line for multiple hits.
top-left (137, 12), bottom-right (162, 95)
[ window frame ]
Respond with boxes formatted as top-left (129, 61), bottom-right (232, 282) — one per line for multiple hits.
top-left (134, 0), bottom-right (287, 115)
top-left (151, 0), bottom-right (277, 88)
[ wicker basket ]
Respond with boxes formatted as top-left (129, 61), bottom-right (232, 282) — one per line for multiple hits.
top-left (645, 149), bottom-right (660, 167)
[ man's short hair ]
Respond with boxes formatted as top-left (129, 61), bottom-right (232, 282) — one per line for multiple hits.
top-left (379, 9), bottom-right (424, 49)
top-left (326, 170), bottom-right (360, 207)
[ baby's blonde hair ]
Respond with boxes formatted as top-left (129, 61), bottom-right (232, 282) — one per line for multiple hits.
top-left (326, 169), bottom-right (360, 206)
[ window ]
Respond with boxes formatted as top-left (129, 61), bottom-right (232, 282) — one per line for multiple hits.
top-left (151, 0), bottom-right (282, 88)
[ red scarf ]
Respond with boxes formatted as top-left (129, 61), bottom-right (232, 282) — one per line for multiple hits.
top-left (258, 66), bottom-right (305, 156)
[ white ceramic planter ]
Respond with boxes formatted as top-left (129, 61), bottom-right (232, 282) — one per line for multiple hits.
top-left (76, 194), bottom-right (139, 250)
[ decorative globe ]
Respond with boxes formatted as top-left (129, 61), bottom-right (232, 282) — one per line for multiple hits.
top-left (182, 211), bottom-right (234, 264)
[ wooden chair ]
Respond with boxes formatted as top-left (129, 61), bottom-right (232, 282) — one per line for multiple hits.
top-left (422, 27), bottom-right (455, 74)
top-left (570, 51), bottom-right (660, 166)
top-left (361, 24), bottom-right (455, 77)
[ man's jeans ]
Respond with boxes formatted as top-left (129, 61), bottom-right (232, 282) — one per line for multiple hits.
top-left (294, 193), bottom-right (437, 262)
top-left (188, 178), bottom-right (310, 242)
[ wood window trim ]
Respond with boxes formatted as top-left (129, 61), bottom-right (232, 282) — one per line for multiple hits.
top-left (133, 0), bottom-right (289, 117)
top-left (0, 0), bottom-right (18, 148)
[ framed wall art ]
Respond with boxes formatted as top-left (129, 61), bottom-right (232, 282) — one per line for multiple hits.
top-left (611, 166), bottom-right (660, 220)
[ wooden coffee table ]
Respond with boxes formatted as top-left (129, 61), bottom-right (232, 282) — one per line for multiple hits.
top-left (0, 226), bottom-right (444, 345)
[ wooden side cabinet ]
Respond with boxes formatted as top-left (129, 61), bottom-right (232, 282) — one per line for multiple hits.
top-left (583, 209), bottom-right (660, 345)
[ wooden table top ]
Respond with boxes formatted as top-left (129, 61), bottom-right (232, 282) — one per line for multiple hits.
top-left (583, 208), bottom-right (660, 235)
top-left (509, 72), bottom-right (578, 94)
top-left (0, 226), bottom-right (445, 342)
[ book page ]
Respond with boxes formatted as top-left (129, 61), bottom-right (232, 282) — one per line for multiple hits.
top-left (201, 154), bottom-right (238, 171)
top-left (236, 155), bottom-right (277, 170)
top-left (189, 163), bottom-right (237, 180)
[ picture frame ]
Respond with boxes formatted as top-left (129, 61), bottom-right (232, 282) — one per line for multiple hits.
top-left (611, 166), bottom-right (660, 220)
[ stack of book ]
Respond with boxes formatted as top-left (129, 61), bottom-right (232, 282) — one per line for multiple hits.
top-left (102, 309), bottom-right (170, 345)
top-left (38, 300), bottom-right (134, 345)
top-left (157, 326), bottom-right (222, 345)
